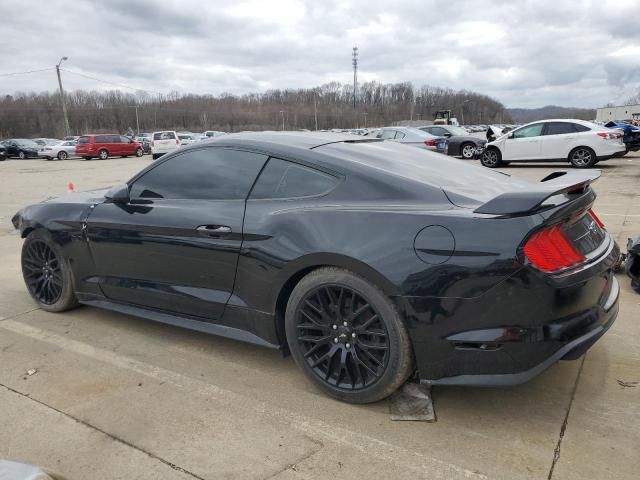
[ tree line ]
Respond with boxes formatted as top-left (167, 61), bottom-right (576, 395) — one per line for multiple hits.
top-left (0, 81), bottom-right (513, 138)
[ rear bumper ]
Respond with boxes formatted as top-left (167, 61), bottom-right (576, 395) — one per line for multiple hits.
top-left (397, 236), bottom-right (620, 386)
top-left (428, 277), bottom-right (619, 386)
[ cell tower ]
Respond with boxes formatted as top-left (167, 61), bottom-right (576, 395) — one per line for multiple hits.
top-left (352, 46), bottom-right (358, 109)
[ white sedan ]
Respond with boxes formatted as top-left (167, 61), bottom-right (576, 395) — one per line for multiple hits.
top-left (38, 140), bottom-right (76, 160)
top-left (481, 119), bottom-right (625, 168)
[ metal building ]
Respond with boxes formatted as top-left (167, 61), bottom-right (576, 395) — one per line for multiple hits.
top-left (596, 104), bottom-right (640, 122)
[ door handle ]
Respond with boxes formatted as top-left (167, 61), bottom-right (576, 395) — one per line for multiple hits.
top-left (196, 225), bottom-right (232, 236)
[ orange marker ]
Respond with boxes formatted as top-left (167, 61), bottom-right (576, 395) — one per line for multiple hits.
top-left (67, 182), bottom-right (76, 193)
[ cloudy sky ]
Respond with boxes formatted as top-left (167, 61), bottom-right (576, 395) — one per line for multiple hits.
top-left (1, 0), bottom-right (639, 108)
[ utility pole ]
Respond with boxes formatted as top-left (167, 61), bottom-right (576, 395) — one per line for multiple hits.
top-left (352, 46), bottom-right (358, 109)
top-left (135, 105), bottom-right (140, 135)
top-left (314, 96), bottom-right (318, 131)
top-left (56, 56), bottom-right (71, 137)
top-left (279, 110), bottom-right (285, 130)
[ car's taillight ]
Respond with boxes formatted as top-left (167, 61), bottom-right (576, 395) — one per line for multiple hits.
top-left (524, 224), bottom-right (586, 273)
top-left (597, 132), bottom-right (621, 139)
top-left (589, 209), bottom-right (605, 229)
top-left (424, 139), bottom-right (437, 146)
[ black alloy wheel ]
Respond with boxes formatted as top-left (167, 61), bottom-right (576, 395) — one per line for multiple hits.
top-left (286, 268), bottom-right (413, 403)
top-left (296, 285), bottom-right (390, 390)
top-left (22, 239), bottom-right (63, 305)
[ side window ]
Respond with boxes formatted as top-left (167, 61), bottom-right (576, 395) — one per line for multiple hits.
top-left (512, 123), bottom-right (544, 138)
top-left (95, 135), bottom-right (110, 143)
top-left (422, 127), bottom-right (434, 135)
top-left (544, 122), bottom-right (575, 136)
top-left (77, 136), bottom-right (89, 144)
top-left (380, 130), bottom-right (396, 140)
top-left (250, 158), bottom-right (338, 199)
top-left (120, 136), bottom-right (131, 143)
top-left (573, 124), bottom-right (590, 132)
top-left (394, 131), bottom-right (406, 139)
top-left (432, 127), bottom-right (447, 136)
top-left (130, 149), bottom-right (268, 200)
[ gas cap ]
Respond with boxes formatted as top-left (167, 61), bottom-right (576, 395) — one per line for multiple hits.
top-left (413, 225), bottom-right (455, 264)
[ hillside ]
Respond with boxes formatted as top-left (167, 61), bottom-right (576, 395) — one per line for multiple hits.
top-left (508, 105), bottom-right (596, 123)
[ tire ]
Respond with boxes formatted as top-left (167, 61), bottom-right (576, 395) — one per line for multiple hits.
top-left (481, 147), bottom-right (503, 168)
top-left (135, 147), bottom-right (143, 157)
top-left (57, 151), bottom-right (68, 160)
top-left (460, 142), bottom-right (476, 159)
top-left (569, 147), bottom-right (596, 168)
top-left (83, 156), bottom-right (92, 160)
top-left (285, 267), bottom-right (414, 404)
top-left (152, 154), bottom-right (161, 160)
top-left (18, 151), bottom-right (26, 159)
top-left (98, 149), bottom-right (108, 160)
top-left (21, 229), bottom-right (79, 313)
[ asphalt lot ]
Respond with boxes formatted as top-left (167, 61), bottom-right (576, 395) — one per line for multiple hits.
top-left (0, 153), bottom-right (638, 480)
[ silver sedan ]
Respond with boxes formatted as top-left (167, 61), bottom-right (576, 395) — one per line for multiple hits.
top-left (38, 140), bottom-right (76, 160)
top-left (376, 127), bottom-right (448, 154)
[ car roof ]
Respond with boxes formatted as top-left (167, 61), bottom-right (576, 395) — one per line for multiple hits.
top-left (208, 131), bottom-right (382, 151)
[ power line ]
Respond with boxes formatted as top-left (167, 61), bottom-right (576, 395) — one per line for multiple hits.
top-left (0, 67), bottom-right (53, 78)
top-left (60, 68), bottom-right (166, 96)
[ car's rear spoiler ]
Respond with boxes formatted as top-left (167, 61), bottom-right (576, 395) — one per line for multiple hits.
top-left (474, 170), bottom-right (601, 215)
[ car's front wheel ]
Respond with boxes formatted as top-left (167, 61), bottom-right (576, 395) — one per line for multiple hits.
top-left (569, 147), bottom-right (596, 168)
top-left (481, 147), bottom-right (503, 168)
top-left (18, 151), bottom-right (26, 159)
top-left (135, 147), bottom-right (143, 157)
top-left (57, 151), bottom-right (68, 160)
top-left (460, 142), bottom-right (476, 159)
top-left (285, 267), bottom-right (414, 404)
top-left (21, 230), bottom-right (78, 312)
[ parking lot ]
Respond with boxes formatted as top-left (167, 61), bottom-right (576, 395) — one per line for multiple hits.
top-left (0, 154), bottom-right (638, 479)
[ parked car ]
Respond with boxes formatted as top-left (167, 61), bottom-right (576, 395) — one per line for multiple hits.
top-left (0, 143), bottom-right (6, 161)
top-left (134, 134), bottom-right (152, 154)
top-left (604, 121), bottom-right (640, 155)
top-left (75, 134), bottom-right (144, 160)
top-left (1, 139), bottom-right (40, 159)
top-left (481, 119), bottom-right (626, 168)
top-left (62, 136), bottom-right (80, 142)
top-left (12, 132), bottom-right (619, 403)
top-left (38, 140), bottom-right (77, 160)
top-left (419, 125), bottom-right (486, 159)
top-left (151, 131), bottom-right (180, 159)
top-left (199, 130), bottom-right (226, 141)
top-left (376, 127), bottom-right (448, 154)
top-left (178, 133), bottom-right (197, 146)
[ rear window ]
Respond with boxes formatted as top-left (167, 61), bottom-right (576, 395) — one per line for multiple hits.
top-left (154, 132), bottom-right (176, 140)
top-left (77, 136), bottom-right (89, 144)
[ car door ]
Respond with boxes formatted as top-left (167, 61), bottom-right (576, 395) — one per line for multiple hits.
top-left (502, 123), bottom-right (544, 160)
top-left (540, 122), bottom-right (578, 159)
top-left (85, 147), bottom-right (268, 321)
top-left (120, 135), bottom-right (135, 155)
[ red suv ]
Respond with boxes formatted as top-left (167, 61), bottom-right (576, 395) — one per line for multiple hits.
top-left (75, 134), bottom-right (144, 160)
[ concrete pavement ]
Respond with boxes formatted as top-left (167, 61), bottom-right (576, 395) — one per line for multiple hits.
top-left (0, 154), bottom-right (638, 479)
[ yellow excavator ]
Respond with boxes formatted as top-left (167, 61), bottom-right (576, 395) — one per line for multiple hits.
top-left (433, 110), bottom-right (459, 126)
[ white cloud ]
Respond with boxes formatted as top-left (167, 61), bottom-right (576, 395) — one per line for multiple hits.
top-left (0, 0), bottom-right (638, 108)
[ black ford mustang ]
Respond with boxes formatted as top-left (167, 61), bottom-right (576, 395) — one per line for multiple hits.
top-left (12, 133), bottom-right (620, 403)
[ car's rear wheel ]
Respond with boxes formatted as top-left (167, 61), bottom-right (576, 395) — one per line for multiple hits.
top-left (569, 147), bottom-right (596, 168)
top-left (135, 147), bottom-right (143, 157)
top-left (98, 149), bottom-right (108, 160)
top-left (21, 230), bottom-right (78, 312)
top-left (481, 147), bottom-right (502, 168)
top-left (285, 267), bottom-right (414, 404)
top-left (57, 151), bottom-right (68, 160)
top-left (18, 151), bottom-right (26, 159)
top-left (460, 142), bottom-right (476, 159)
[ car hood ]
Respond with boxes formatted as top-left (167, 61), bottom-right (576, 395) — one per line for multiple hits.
top-left (41, 187), bottom-right (111, 205)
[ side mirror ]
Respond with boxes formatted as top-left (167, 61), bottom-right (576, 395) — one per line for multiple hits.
top-left (104, 184), bottom-right (130, 204)
top-left (507, 132), bottom-right (515, 139)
